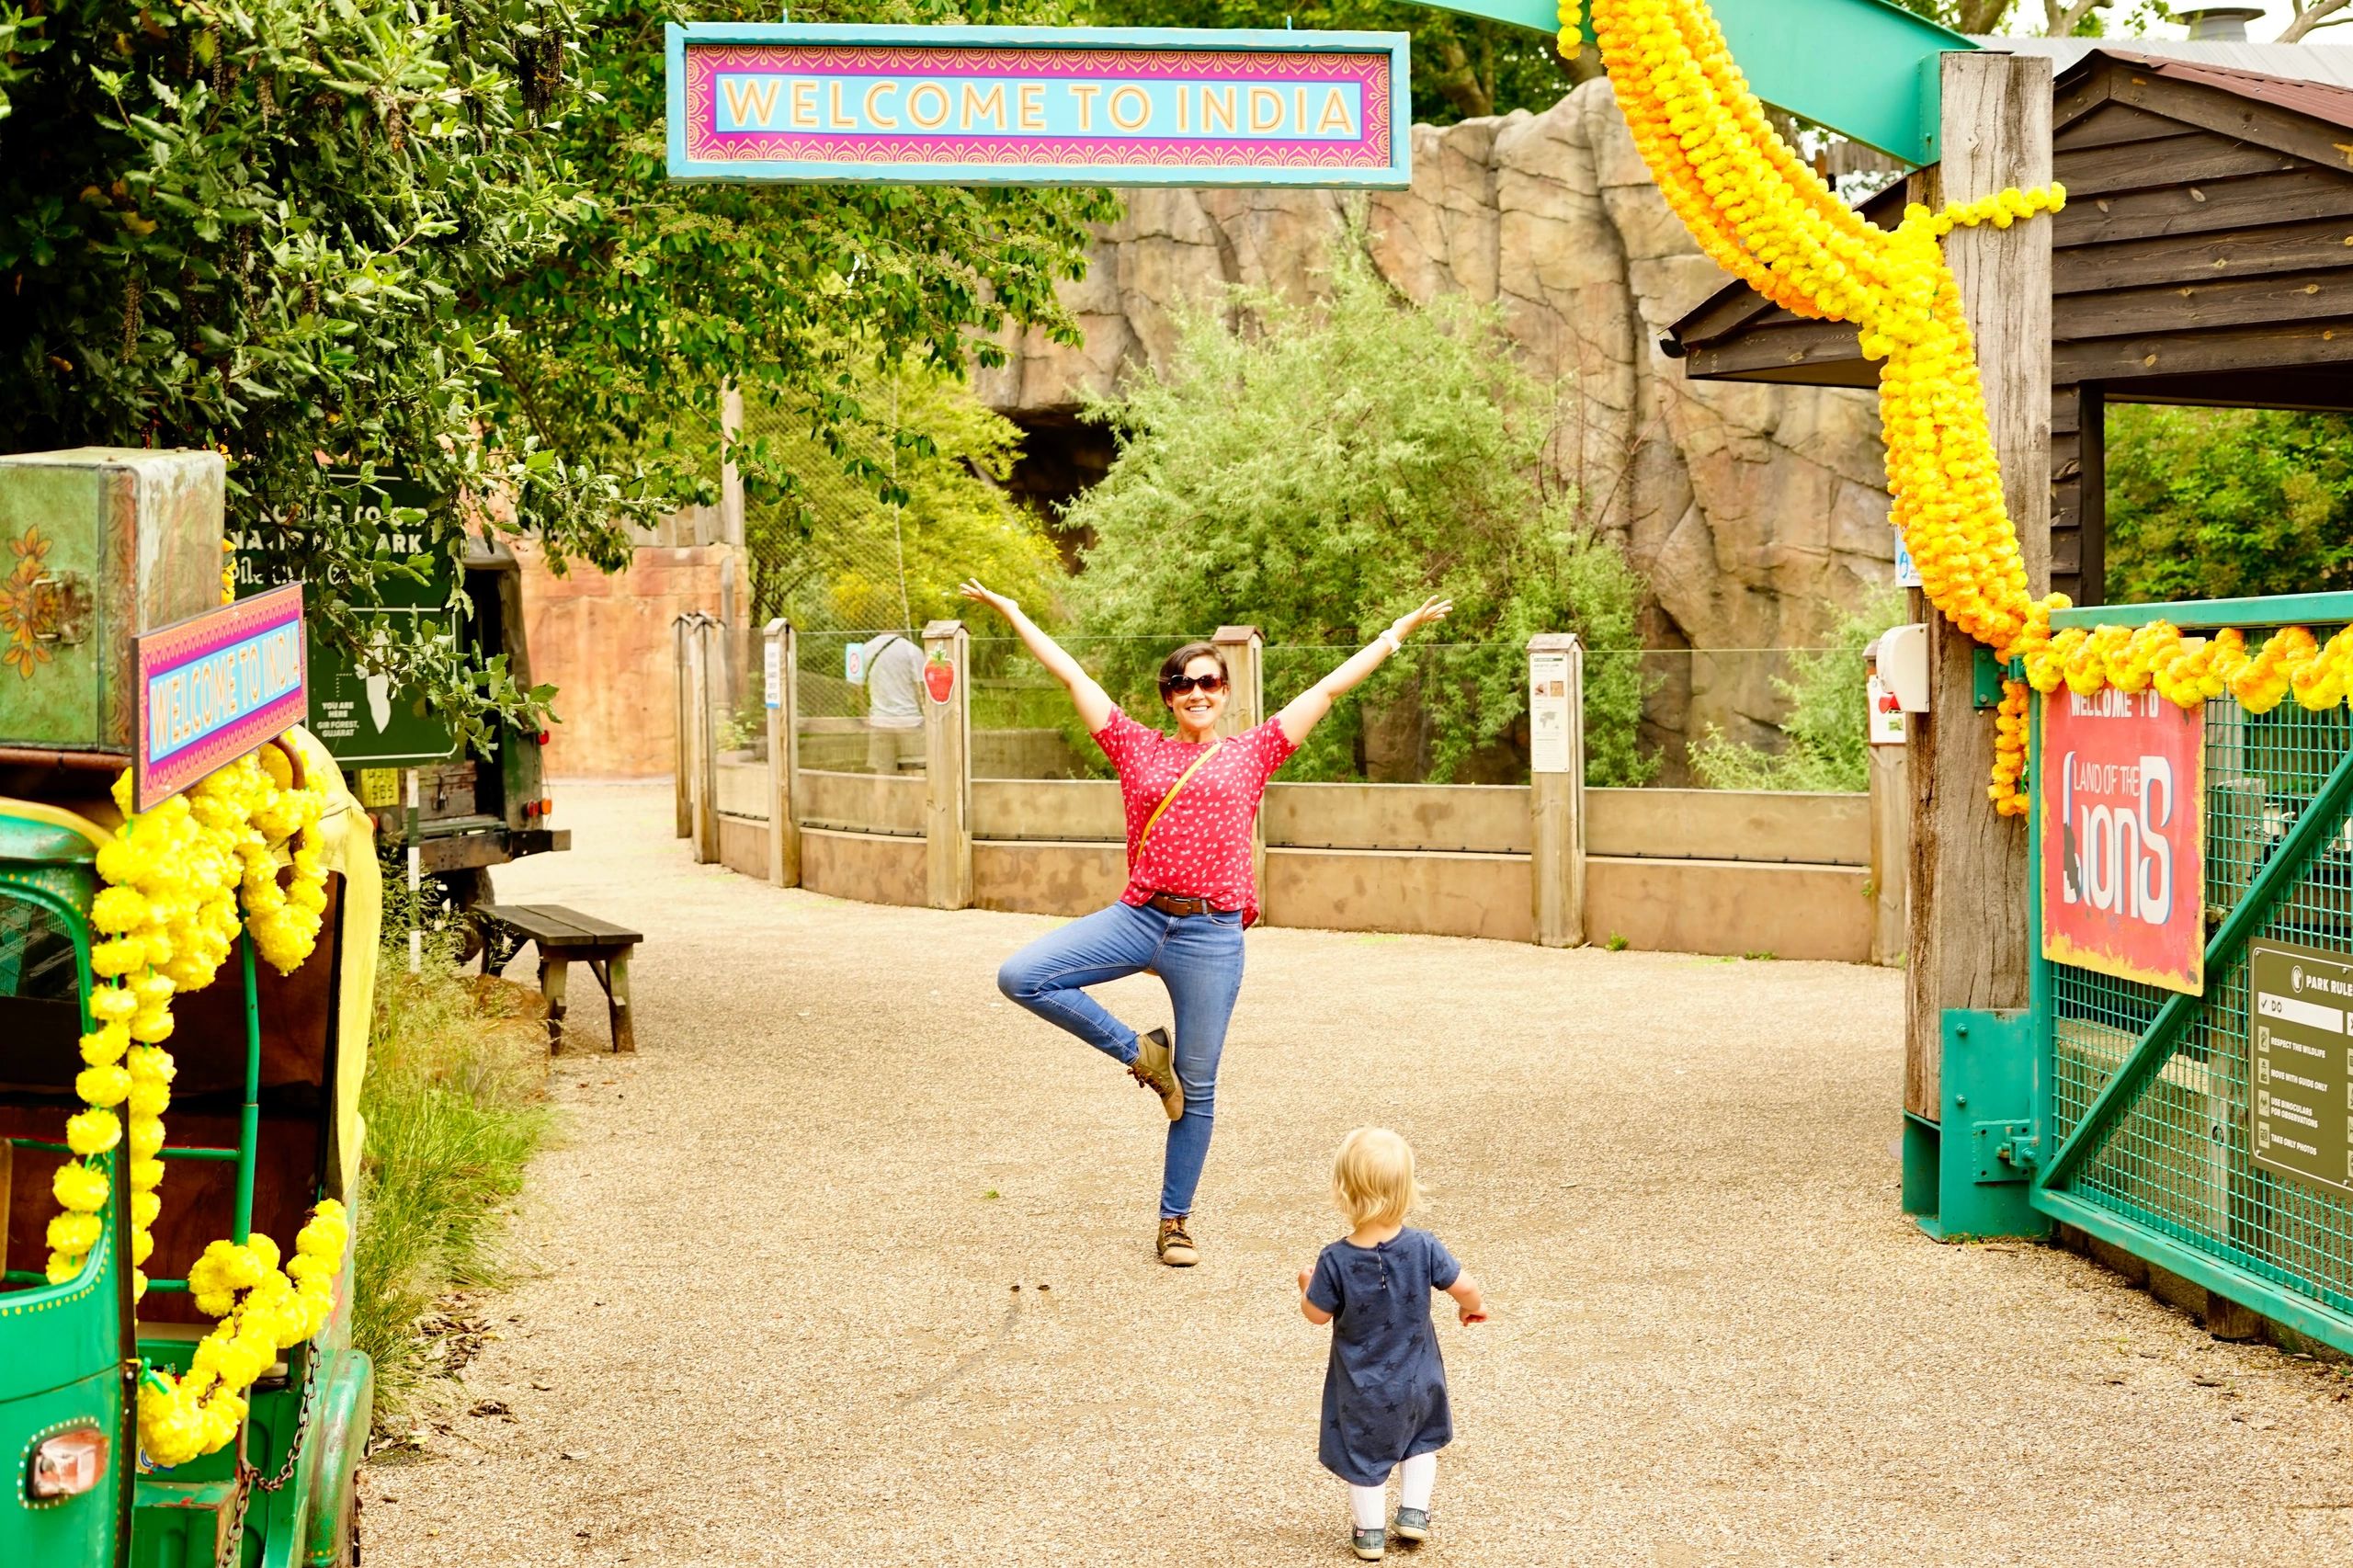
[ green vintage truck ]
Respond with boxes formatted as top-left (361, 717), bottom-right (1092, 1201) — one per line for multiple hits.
top-left (0, 449), bottom-right (374, 1567)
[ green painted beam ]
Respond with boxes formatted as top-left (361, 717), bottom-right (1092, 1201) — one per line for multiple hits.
top-left (2050, 590), bottom-right (2353, 632)
top-left (1413, 0), bottom-right (1974, 165)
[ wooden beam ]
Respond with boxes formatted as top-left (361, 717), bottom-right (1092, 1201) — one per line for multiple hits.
top-left (2052, 100), bottom-right (2185, 153)
top-left (2059, 134), bottom-right (2301, 200)
top-left (2055, 267), bottom-right (2353, 341)
top-left (1681, 318), bottom-right (1870, 379)
top-left (2104, 72), bottom-right (2353, 184)
top-left (2103, 366), bottom-right (2353, 413)
top-left (2053, 168), bottom-right (2353, 248)
top-left (2079, 382), bottom-right (2106, 607)
top-left (1905, 51), bottom-right (2052, 1125)
top-left (2054, 314), bottom-right (2353, 381)
top-left (2053, 215), bottom-right (2353, 297)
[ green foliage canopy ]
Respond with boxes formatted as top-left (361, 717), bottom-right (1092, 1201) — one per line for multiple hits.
top-left (479, 0), bottom-right (1118, 539)
top-left (0, 0), bottom-right (1108, 749)
top-left (2104, 406), bottom-right (2353, 607)
top-left (745, 358), bottom-right (1066, 631)
top-left (1688, 590), bottom-right (1903, 793)
top-left (1084, 0), bottom-right (1586, 121)
top-left (1058, 236), bottom-right (1651, 784)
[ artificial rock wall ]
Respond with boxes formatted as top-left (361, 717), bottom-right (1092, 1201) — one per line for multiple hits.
top-left (975, 78), bottom-right (1896, 768)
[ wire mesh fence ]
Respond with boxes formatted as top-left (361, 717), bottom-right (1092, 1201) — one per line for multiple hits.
top-left (2051, 666), bottom-right (2353, 1330)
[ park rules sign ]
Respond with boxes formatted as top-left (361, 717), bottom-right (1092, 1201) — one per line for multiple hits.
top-left (2039, 686), bottom-right (2206, 995)
top-left (666, 23), bottom-right (1409, 188)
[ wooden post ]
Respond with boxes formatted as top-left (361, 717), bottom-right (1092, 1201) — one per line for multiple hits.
top-left (1868, 745), bottom-right (1909, 968)
top-left (673, 615), bottom-right (695, 839)
top-left (1213, 625), bottom-right (1267, 896)
top-left (765, 618), bottom-right (801, 888)
top-left (922, 618), bottom-right (973, 910)
top-left (1904, 51), bottom-right (2054, 1119)
top-left (1527, 633), bottom-right (1586, 949)
top-left (687, 616), bottom-right (722, 865)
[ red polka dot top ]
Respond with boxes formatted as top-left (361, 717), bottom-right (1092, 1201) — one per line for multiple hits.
top-left (1094, 709), bottom-right (1298, 926)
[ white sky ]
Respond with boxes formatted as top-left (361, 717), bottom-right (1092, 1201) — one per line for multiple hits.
top-left (2119, 1), bottom-right (2344, 40)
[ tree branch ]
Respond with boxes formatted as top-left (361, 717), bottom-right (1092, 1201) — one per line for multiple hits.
top-left (2279, 0), bottom-right (2352, 41)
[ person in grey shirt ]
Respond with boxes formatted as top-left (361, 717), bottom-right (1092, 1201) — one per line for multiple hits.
top-left (860, 631), bottom-right (925, 771)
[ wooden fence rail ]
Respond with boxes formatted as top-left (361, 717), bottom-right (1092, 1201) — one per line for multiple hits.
top-left (676, 619), bottom-right (1907, 964)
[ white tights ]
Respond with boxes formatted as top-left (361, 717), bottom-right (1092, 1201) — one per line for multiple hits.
top-left (1347, 1452), bottom-right (1437, 1529)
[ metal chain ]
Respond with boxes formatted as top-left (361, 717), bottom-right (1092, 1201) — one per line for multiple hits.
top-left (212, 1360), bottom-right (322, 1568)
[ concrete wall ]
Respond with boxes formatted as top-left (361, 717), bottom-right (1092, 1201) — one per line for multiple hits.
top-left (524, 542), bottom-right (733, 779)
top-left (717, 771), bottom-right (1883, 962)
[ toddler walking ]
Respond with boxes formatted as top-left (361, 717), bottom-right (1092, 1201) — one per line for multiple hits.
top-left (1297, 1128), bottom-right (1484, 1561)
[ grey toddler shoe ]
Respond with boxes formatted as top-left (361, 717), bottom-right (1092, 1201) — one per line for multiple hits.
top-left (1392, 1506), bottom-right (1432, 1543)
top-left (1350, 1526), bottom-right (1386, 1561)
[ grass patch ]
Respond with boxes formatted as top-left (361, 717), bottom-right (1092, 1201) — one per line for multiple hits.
top-left (352, 956), bottom-right (551, 1433)
top-left (1605, 933), bottom-right (1629, 952)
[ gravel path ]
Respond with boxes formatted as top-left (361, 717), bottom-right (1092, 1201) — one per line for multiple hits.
top-left (362, 784), bottom-right (2353, 1568)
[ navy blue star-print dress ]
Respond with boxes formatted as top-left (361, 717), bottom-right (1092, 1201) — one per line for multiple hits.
top-left (1306, 1228), bottom-right (1460, 1485)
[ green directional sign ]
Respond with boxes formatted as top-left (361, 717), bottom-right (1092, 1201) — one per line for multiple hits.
top-left (233, 475), bottom-right (461, 767)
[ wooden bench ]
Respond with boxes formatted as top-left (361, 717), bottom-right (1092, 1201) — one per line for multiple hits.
top-left (473, 903), bottom-right (642, 1054)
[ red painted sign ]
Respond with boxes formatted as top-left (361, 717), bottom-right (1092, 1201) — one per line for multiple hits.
top-left (2040, 686), bottom-right (2205, 995)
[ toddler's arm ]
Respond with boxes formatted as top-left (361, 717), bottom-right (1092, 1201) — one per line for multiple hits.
top-left (1297, 1266), bottom-right (1334, 1325)
top-left (1444, 1270), bottom-right (1486, 1324)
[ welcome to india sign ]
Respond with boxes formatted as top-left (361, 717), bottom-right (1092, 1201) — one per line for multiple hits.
top-left (665, 23), bottom-right (1411, 187)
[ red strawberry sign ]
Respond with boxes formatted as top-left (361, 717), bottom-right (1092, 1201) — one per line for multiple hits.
top-left (923, 650), bottom-right (956, 705)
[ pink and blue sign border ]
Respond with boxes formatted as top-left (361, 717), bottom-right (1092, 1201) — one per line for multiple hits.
top-left (665, 22), bottom-right (1411, 189)
top-left (131, 583), bottom-right (308, 812)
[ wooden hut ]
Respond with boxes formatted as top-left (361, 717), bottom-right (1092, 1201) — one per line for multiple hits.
top-left (1664, 49), bottom-right (2353, 606)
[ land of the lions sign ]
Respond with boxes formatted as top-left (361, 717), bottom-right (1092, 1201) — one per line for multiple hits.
top-left (665, 23), bottom-right (1410, 187)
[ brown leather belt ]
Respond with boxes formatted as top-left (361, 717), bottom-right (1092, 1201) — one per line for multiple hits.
top-left (1146, 891), bottom-right (1230, 918)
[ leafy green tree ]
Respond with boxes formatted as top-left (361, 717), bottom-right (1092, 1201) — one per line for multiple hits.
top-left (1, 0), bottom-right (603, 747)
top-left (745, 357), bottom-right (1065, 631)
top-left (1058, 231), bottom-right (1651, 784)
top-left (2104, 406), bottom-right (2353, 607)
top-left (0, 0), bottom-right (1108, 749)
top-left (479, 0), bottom-right (1118, 543)
top-left (1688, 590), bottom-right (1903, 793)
top-left (1086, 0), bottom-right (1587, 122)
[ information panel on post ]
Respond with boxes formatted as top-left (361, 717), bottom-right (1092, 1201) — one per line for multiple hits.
top-left (666, 23), bottom-right (1410, 188)
top-left (2248, 939), bottom-right (2353, 1199)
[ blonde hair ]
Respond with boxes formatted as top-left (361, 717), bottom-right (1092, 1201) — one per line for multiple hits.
top-left (1331, 1127), bottom-right (1419, 1230)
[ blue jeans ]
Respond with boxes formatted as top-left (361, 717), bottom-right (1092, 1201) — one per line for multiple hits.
top-left (997, 901), bottom-right (1246, 1220)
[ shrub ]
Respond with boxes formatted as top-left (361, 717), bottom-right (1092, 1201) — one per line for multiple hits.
top-left (1056, 225), bottom-right (1652, 785)
top-left (1688, 590), bottom-right (1904, 793)
top-left (352, 949), bottom-right (550, 1431)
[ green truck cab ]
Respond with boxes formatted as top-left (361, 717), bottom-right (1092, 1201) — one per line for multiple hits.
top-left (0, 449), bottom-right (376, 1567)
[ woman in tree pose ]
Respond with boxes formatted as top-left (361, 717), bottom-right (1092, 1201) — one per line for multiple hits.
top-left (961, 580), bottom-right (1452, 1267)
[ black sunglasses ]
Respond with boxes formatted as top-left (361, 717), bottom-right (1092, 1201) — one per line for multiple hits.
top-left (1161, 673), bottom-right (1227, 696)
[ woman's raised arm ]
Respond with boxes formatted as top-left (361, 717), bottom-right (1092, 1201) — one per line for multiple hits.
top-left (959, 579), bottom-right (1118, 734)
top-left (1276, 596), bottom-right (1453, 747)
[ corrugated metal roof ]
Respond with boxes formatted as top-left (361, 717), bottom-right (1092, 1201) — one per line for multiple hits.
top-left (1979, 36), bottom-right (2353, 93)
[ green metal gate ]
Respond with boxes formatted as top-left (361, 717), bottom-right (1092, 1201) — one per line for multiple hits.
top-left (1936, 592), bottom-right (2353, 1354)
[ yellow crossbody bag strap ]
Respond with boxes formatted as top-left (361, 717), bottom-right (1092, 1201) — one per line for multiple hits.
top-left (1137, 741), bottom-right (1222, 852)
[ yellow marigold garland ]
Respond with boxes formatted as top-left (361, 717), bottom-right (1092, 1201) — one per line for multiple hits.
top-left (138, 1200), bottom-right (347, 1469)
top-left (1596, 0), bottom-right (2345, 820)
top-left (42, 741), bottom-right (339, 1468)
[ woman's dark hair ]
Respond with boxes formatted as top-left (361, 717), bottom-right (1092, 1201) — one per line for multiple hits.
top-left (1158, 642), bottom-right (1228, 691)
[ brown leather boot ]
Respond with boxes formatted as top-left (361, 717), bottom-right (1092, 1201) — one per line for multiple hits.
top-left (1156, 1216), bottom-right (1199, 1267)
top-left (1128, 1028), bottom-right (1183, 1121)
